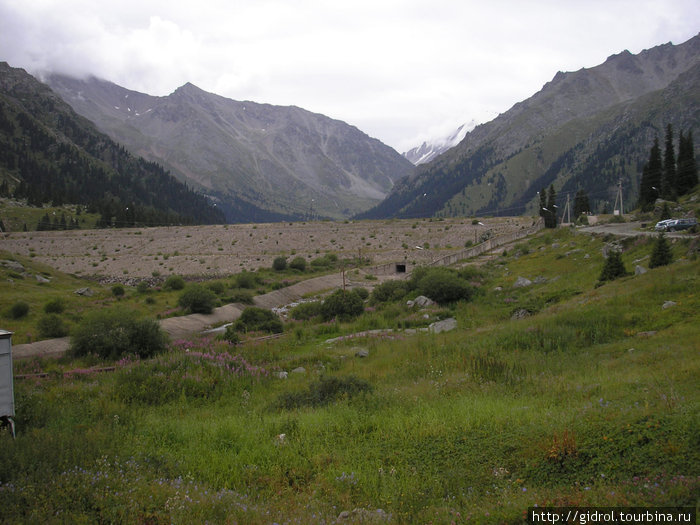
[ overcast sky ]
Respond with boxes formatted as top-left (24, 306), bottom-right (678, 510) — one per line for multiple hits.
top-left (1, 1), bottom-right (698, 152)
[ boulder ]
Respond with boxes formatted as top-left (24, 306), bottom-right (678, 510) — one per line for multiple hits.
top-left (411, 295), bottom-right (435, 308)
top-left (662, 301), bottom-right (677, 309)
top-left (511, 309), bottom-right (531, 320)
top-left (429, 317), bottom-right (457, 334)
top-left (354, 348), bottom-right (369, 358)
top-left (74, 287), bottom-right (94, 296)
top-left (635, 265), bottom-right (647, 275)
top-left (35, 274), bottom-right (51, 283)
top-left (513, 276), bottom-right (532, 288)
top-left (1, 260), bottom-right (25, 272)
top-left (291, 367), bottom-right (306, 374)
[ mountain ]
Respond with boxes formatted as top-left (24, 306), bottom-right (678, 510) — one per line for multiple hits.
top-left (358, 34), bottom-right (700, 220)
top-left (45, 76), bottom-right (414, 222)
top-left (0, 62), bottom-right (224, 227)
top-left (402, 120), bottom-right (478, 165)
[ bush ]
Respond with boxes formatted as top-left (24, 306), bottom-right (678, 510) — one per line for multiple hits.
top-left (598, 250), bottom-right (628, 282)
top-left (289, 256), bottom-right (307, 271)
top-left (235, 271), bottom-right (257, 289)
top-left (321, 289), bottom-right (364, 321)
top-left (234, 307), bottom-right (283, 334)
top-left (69, 307), bottom-right (168, 359)
top-left (163, 275), bottom-right (185, 290)
top-left (277, 375), bottom-right (372, 409)
top-left (9, 301), bottom-right (29, 319)
top-left (649, 233), bottom-right (673, 268)
top-left (207, 281), bottom-right (226, 295)
top-left (228, 289), bottom-right (255, 304)
top-left (136, 281), bottom-right (149, 293)
top-left (220, 325), bottom-right (240, 344)
top-left (352, 287), bottom-right (369, 300)
top-left (370, 280), bottom-right (409, 305)
top-left (37, 314), bottom-right (68, 338)
top-left (409, 267), bottom-right (473, 304)
top-left (289, 301), bottom-right (323, 321)
top-left (43, 298), bottom-right (65, 314)
top-left (111, 284), bottom-right (125, 297)
top-left (178, 284), bottom-right (217, 314)
top-left (272, 256), bottom-right (287, 271)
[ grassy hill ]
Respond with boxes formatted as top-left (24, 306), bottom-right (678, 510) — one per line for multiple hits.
top-left (1, 226), bottom-right (698, 522)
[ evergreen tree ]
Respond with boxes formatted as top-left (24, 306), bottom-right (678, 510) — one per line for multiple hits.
top-left (676, 130), bottom-right (698, 196)
top-left (662, 124), bottom-right (676, 199)
top-left (649, 233), bottom-right (672, 269)
top-left (659, 202), bottom-right (671, 220)
top-left (599, 250), bottom-right (627, 282)
top-left (573, 189), bottom-right (590, 218)
top-left (544, 184), bottom-right (557, 228)
top-left (639, 136), bottom-right (663, 211)
top-left (538, 188), bottom-right (547, 223)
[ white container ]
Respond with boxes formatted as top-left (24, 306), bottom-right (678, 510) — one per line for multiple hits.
top-left (0, 330), bottom-right (14, 419)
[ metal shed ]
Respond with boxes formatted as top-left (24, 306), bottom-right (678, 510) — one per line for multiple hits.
top-left (0, 330), bottom-right (15, 437)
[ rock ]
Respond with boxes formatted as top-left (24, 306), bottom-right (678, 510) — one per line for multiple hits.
top-left (635, 265), bottom-right (647, 275)
top-left (493, 286), bottom-right (503, 292)
top-left (338, 508), bottom-right (389, 522)
top-left (277, 371), bottom-right (288, 379)
top-left (354, 348), bottom-right (369, 358)
top-left (1, 260), bottom-right (24, 272)
top-left (662, 301), bottom-right (677, 309)
top-left (291, 367), bottom-right (306, 374)
top-left (513, 276), bottom-right (532, 288)
top-left (413, 295), bottom-right (435, 308)
top-left (533, 276), bottom-right (547, 284)
top-left (35, 274), bottom-right (51, 283)
top-left (429, 317), bottom-right (457, 334)
top-left (551, 243), bottom-right (560, 249)
top-left (636, 331), bottom-right (657, 338)
top-left (584, 253), bottom-right (591, 259)
top-left (511, 309), bottom-right (531, 320)
top-left (74, 287), bottom-right (94, 296)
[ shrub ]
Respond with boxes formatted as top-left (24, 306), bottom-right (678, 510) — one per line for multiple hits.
top-left (352, 287), bottom-right (369, 300)
top-left (234, 307), bottom-right (283, 334)
top-left (163, 275), bottom-right (185, 290)
top-left (220, 325), bottom-right (241, 344)
top-left (321, 289), bottom-right (364, 321)
top-left (289, 256), bottom-right (307, 271)
top-left (37, 314), bottom-right (68, 338)
top-left (9, 301), bottom-right (29, 319)
top-left (178, 284), bottom-right (217, 314)
top-left (289, 301), bottom-right (323, 321)
top-left (43, 298), bottom-right (65, 314)
top-left (228, 289), bottom-right (255, 304)
top-left (207, 281), bottom-right (226, 295)
top-left (235, 271), bottom-right (257, 289)
top-left (272, 256), bottom-right (287, 271)
top-left (649, 233), bottom-right (673, 268)
top-left (598, 250), bottom-right (628, 282)
top-left (410, 267), bottom-right (473, 304)
top-left (277, 375), bottom-right (372, 409)
top-left (136, 281), bottom-right (149, 293)
top-left (111, 284), bottom-right (125, 297)
top-left (370, 280), bottom-right (409, 305)
top-left (69, 307), bottom-right (168, 359)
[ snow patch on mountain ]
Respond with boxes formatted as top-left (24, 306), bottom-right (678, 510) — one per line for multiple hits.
top-left (402, 119), bottom-right (478, 165)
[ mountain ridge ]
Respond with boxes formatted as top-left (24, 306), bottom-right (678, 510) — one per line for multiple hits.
top-left (357, 34), bottom-right (700, 220)
top-left (46, 75), bottom-right (414, 221)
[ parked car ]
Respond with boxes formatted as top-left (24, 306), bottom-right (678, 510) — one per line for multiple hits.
top-left (655, 218), bottom-right (697, 232)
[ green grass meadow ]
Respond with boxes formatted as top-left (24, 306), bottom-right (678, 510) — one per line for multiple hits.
top-left (1, 227), bottom-right (699, 523)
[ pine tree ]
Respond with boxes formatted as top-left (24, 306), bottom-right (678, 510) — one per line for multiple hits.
top-left (544, 185), bottom-right (557, 228)
top-left (676, 129), bottom-right (698, 196)
top-left (573, 189), bottom-right (590, 218)
top-left (599, 250), bottom-right (627, 282)
top-left (662, 124), bottom-right (676, 199)
top-left (649, 233), bottom-right (672, 268)
top-left (639, 136), bottom-right (663, 210)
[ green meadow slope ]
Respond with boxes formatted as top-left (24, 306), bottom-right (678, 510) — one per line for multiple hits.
top-left (1, 226), bottom-right (699, 522)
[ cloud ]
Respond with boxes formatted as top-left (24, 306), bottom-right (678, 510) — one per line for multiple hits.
top-left (1, 0), bottom-right (698, 151)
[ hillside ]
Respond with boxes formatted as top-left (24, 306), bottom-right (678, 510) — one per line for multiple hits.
top-left (0, 62), bottom-right (224, 227)
top-left (358, 34), bottom-right (700, 220)
top-left (46, 76), bottom-right (414, 221)
top-left (2, 224), bottom-right (698, 521)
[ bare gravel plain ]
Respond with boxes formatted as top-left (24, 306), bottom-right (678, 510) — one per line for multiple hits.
top-left (1, 217), bottom-right (534, 280)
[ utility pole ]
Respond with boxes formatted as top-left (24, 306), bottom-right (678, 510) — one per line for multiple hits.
top-left (613, 179), bottom-right (624, 216)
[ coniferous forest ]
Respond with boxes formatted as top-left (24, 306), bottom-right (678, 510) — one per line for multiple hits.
top-left (0, 63), bottom-right (224, 228)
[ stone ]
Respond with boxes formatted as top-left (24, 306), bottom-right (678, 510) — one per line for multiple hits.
top-left (511, 309), bottom-right (531, 320)
top-left (354, 348), bottom-right (369, 358)
top-left (277, 371), bottom-right (288, 379)
top-left (493, 286), bottom-right (503, 292)
top-left (1, 260), bottom-right (24, 272)
top-left (413, 295), bottom-right (435, 308)
top-left (429, 317), bottom-right (457, 334)
top-left (74, 287), bottom-right (94, 296)
top-left (584, 253), bottom-right (591, 259)
top-left (533, 276), bottom-right (547, 284)
top-left (513, 276), bottom-right (532, 288)
top-left (662, 301), bottom-right (677, 309)
top-left (635, 265), bottom-right (647, 275)
top-left (291, 367), bottom-right (306, 374)
top-left (35, 274), bottom-right (50, 283)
